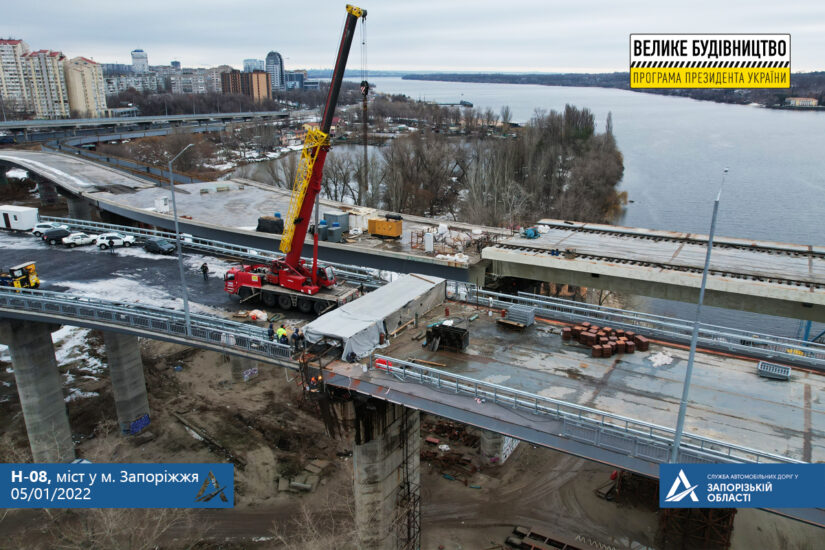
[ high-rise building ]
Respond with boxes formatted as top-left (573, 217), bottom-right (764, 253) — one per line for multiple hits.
top-left (131, 49), bottom-right (148, 73)
top-left (64, 57), bottom-right (107, 118)
top-left (243, 59), bottom-right (265, 73)
top-left (205, 65), bottom-right (232, 93)
top-left (23, 49), bottom-right (69, 118)
top-left (221, 69), bottom-right (271, 102)
top-left (285, 70), bottom-right (306, 90)
top-left (265, 51), bottom-right (284, 92)
top-left (0, 39), bottom-right (31, 112)
top-left (101, 63), bottom-right (132, 76)
top-left (169, 69), bottom-right (207, 94)
top-left (104, 74), bottom-right (159, 96)
top-left (243, 70), bottom-right (271, 102)
top-left (170, 60), bottom-right (181, 70)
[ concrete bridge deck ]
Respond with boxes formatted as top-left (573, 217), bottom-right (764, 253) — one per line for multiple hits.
top-left (485, 219), bottom-right (825, 321)
top-left (341, 302), bottom-right (824, 464)
top-left (3, 149), bottom-right (825, 319)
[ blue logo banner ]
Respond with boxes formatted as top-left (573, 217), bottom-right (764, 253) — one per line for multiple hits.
top-left (660, 464), bottom-right (825, 508)
top-left (0, 463), bottom-right (234, 508)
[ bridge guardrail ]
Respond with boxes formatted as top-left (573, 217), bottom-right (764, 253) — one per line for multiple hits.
top-left (33, 218), bottom-right (821, 363)
top-left (371, 354), bottom-right (804, 466)
top-left (0, 287), bottom-right (293, 363)
top-left (40, 216), bottom-right (385, 288)
top-left (0, 286), bottom-right (806, 468)
top-left (445, 281), bottom-right (825, 370)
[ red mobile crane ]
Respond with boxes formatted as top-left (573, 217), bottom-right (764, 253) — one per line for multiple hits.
top-left (224, 5), bottom-right (366, 314)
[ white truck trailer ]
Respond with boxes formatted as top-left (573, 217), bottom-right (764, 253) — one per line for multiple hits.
top-left (0, 205), bottom-right (38, 231)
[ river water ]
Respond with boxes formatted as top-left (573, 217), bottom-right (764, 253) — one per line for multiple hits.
top-left (354, 77), bottom-right (824, 339)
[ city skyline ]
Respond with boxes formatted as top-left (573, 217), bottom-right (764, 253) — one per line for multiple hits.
top-left (3, 0), bottom-right (824, 73)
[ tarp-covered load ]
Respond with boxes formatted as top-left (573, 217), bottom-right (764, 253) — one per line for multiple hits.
top-left (303, 274), bottom-right (446, 359)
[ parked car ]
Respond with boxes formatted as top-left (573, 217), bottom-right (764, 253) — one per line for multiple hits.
top-left (42, 227), bottom-right (71, 245)
top-left (31, 222), bottom-right (68, 237)
top-left (96, 232), bottom-right (135, 249)
top-left (144, 237), bottom-right (176, 255)
top-left (62, 232), bottom-right (96, 248)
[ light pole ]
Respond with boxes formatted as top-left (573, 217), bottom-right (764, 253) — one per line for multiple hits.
top-left (670, 168), bottom-right (728, 463)
top-left (168, 143), bottom-right (194, 336)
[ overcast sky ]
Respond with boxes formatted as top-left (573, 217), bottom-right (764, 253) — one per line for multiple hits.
top-left (3, 0), bottom-right (824, 72)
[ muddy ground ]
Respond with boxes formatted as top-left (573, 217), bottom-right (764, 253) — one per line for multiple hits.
top-left (2, 332), bottom-right (822, 549)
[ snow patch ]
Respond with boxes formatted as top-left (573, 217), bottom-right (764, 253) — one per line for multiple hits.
top-left (65, 389), bottom-right (99, 402)
top-left (6, 168), bottom-right (28, 179)
top-left (648, 351), bottom-right (674, 367)
top-left (483, 374), bottom-right (511, 385)
top-left (184, 427), bottom-right (204, 441)
top-left (52, 326), bottom-right (107, 375)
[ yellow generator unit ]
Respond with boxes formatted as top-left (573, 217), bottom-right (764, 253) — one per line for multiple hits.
top-left (1, 262), bottom-right (39, 289)
top-left (368, 215), bottom-right (403, 239)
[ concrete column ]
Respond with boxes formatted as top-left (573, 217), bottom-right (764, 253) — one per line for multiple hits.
top-left (37, 179), bottom-right (59, 206)
top-left (103, 332), bottom-right (150, 435)
top-left (229, 355), bottom-right (254, 382)
top-left (479, 429), bottom-right (520, 465)
top-left (66, 196), bottom-right (91, 220)
top-left (0, 320), bottom-right (74, 462)
top-left (352, 400), bottom-right (421, 550)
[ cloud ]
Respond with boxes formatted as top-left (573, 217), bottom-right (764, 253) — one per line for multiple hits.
top-left (1, 0), bottom-right (822, 71)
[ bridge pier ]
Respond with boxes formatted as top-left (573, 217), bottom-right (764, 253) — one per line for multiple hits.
top-left (103, 332), bottom-right (150, 435)
top-left (350, 399), bottom-right (421, 549)
top-left (37, 179), bottom-right (59, 206)
top-left (479, 429), bottom-right (520, 465)
top-left (229, 355), bottom-right (256, 382)
top-left (0, 320), bottom-right (75, 462)
top-left (66, 196), bottom-right (92, 220)
top-left (0, 165), bottom-right (8, 186)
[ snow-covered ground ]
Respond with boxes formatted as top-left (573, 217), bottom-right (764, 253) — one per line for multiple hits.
top-left (0, 325), bottom-right (105, 402)
top-left (6, 168), bottom-right (28, 179)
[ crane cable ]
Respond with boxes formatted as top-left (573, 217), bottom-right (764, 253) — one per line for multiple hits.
top-left (360, 17), bottom-right (368, 84)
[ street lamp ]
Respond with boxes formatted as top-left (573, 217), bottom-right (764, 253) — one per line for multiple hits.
top-left (168, 143), bottom-right (194, 336)
top-left (670, 168), bottom-right (728, 463)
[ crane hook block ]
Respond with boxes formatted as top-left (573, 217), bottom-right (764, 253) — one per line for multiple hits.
top-left (346, 4), bottom-right (367, 18)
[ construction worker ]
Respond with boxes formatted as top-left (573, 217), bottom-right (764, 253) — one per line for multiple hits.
top-left (309, 376), bottom-right (318, 392)
top-left (276, 324), bottom-right (287, 344)
top-left (290, 328), bottom-right (305, 351)
top-left (201, 262), bottom-right (209, 281)
top-left (267, 323), bottom-right (275, 341)
top-left (108, 237), bottom-right (115, 254)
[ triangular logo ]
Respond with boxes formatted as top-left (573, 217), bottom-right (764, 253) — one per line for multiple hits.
top-left (195, 471), bottom-right (228, 503)
top-left (665, 468), bottom-right (699, 502)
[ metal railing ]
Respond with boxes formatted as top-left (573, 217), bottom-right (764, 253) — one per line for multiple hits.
top-left (446, 281), bottom-right (825, 370)
top-left (32, 218), bottom-right (822, 364)
top-left (371, 354), bottom-right (803, 466)
top-left (40, 216), bottom-right (385, 288)
top-left (0, 286), bottom-right (808, 467)
top-left (0, 287), bottom-right (293, 363)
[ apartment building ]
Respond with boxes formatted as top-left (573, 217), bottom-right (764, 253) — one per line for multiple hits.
top-left (23, 49), bottom-right (69, 118)
top-left (64, 57), bottom-right (107, 117)
top-left (221, 69), bottom-right (271, 102)
top-left (0, 39), bottom-right (30, 112)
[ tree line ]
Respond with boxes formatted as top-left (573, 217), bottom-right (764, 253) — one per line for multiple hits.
top-left (262, 104), bottom-right (625, 227)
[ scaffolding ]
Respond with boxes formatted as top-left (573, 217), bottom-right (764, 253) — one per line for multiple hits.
top-left (657, 507), bottom-right (737, 549)
top-left (394, 405), bottom-right (421, 550)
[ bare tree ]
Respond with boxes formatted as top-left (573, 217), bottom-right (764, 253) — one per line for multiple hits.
top-left (45, 508), bottom-right (192, 550)
top-left (500, 105), bottom-right (512, 133)
top-left (322, 153), bottom-right (356, 202)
